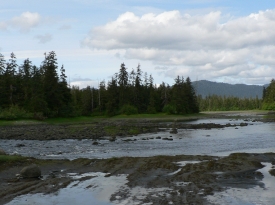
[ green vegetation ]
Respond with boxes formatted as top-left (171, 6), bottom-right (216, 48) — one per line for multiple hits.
top-left (262, 79), bottom-right (275, 110)
top-left (198, 95), bottom-right (262, 111)
top-left (0, 52), bottom-right (199, 120)
top-left (0, 155), bottom-right (25, 163)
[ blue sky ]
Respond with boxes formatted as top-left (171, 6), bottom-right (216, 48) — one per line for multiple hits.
top-left (1, 0), bottom-right (275, 88)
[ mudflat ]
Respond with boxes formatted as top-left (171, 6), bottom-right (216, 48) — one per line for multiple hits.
top-left (0, 111), bottom-right (275, 204)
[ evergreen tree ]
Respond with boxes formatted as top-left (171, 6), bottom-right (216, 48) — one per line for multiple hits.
top-left (134, 64), bottom-right (143, 112)
top-left (4, 52), bottom-right (18, 106)
top-left (0, 53), bottom-right (6, 108)
top-left (118, 63), bottom-right (128, 108)
top-left (42, 51), bottom-right (60, 116)
top-left (185, 77), bottom-right (199, 113)
top-left (58, 64), bottom-right (73, 116)
top-left (106, 77), bottom-right (119, 116)
top-left (262, 79), bottom-right (275, 110)
top-left (20, 59), bottom-right (32, 109)
top-left (29, 65), bottom-right (48, 115)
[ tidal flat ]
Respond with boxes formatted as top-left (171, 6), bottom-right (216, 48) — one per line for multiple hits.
top-left (0, 111), bottom-right (275, 204)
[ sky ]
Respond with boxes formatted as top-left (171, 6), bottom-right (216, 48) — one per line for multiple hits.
top-left (1, 0), bottom-right (275, 88)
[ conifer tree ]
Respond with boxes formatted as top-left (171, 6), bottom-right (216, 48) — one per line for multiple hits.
top-left (118, 63), bottom-right (128, 108)
top-left (0, 54), bottom-right (6, 107)
top-left (4, 52), bottom-right (17, 106)
top-left (42, 51), bottom-right (60, 116)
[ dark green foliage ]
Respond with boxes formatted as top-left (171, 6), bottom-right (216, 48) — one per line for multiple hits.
top-left (162, 104), bottom-right (176, 114)
top-left (0, 52), bottom-right (73, 119)
top-left (0, 52), bottom-right (200, 119)
top-left (120, 104), bottom-right (138, 115)
top-left (0, 105), bottom-right (32, 120)
top-left (198, 95), bottom-right (262, 111)
top-left (262, 79), bottom-right (275, 110)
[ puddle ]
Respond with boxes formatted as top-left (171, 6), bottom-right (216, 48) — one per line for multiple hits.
top-left (207, 162), bottom-right (275, 205)
top-left (6, 173), bottom-right (128, 205)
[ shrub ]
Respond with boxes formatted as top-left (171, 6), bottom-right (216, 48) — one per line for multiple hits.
top-left (147, 106), bottom-right (157, 114)
top-left (262, 102), bottom-right (275, 110)
top-left (120, 104), bottom-right (138, 115)
top-left (0, 105), bottom-right (32, 120)
top-left (162, 104), bottom-right (176, 114)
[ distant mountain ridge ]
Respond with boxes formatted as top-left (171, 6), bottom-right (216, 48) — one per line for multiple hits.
top-left (192, 80), bottom-right (267, 98)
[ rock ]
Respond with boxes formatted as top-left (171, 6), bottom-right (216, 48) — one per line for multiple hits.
top-left (170, 128), bottom-right (178, 134)
top-left (240, 123), bottom-right (248, 127)
top-left (156, 136), bottom-right (161, 139)
top-left (269, 169), bottom-right (275, 176)
top-left (109, 136), bottom-right (116, 142)
top-left (92, 141), bottom-right (99, 145)
top-left (162, 137), bottom-right (173, 141)
top-left (0, 148), bottom-right (6, 155)
top-left (20, 164), bottom-right (41, 178)
top-left (15, 143), bottom-right (25, 147)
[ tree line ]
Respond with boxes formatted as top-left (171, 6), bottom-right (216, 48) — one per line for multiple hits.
top-left (197, 95), bottom-right (262, 111)
top-left (262, 79), bottom-right (275, 110)
top-left (0, 52), bottom-right (199, 119)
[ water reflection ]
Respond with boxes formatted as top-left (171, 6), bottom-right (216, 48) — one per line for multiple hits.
top-left (7, 172), bottom-right (127, 205)
top-left (207, 162), bottom-right (275, 205)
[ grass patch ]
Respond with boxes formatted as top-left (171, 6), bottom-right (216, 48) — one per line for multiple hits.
top-left (104, 126), bottom-right (119, 136)
top-left (128, 128), bottom-right (140, 135)
top-left (0, 112), bottom-right (215, 126)
top-left (0, 155), bottom-right (25, 163)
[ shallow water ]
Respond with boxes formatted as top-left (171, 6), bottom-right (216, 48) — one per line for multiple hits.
top-left (1, 119), bottom-right (274, 159)
top-left (3, 118), bottom-right (275, 205)
top-left (6, 172), bottom-right (127, 205)
top-left (207, 162), bottom-right (275, 205)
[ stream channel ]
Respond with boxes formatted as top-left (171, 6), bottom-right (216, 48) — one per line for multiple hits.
top-left (2, 117), bottom-right (275, 205)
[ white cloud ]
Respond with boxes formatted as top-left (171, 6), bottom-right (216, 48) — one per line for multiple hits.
top-left (59, 25), bottom-right (71, 30)
top-left (35, 33), bottom-right (52, 44)
top-left (70, 80), bottom-right (99, 89)
top-left (82, 9), bottom-right (275, 84)
top-left (11, 12), bottom-right (41, 32)
top-left (0, 21), bottom-right (7, 31)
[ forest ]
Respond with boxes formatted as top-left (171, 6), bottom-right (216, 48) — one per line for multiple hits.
top-left (0, 52), bottom-right (199, 119)
top-left (0, 51), bottom-right (274, 120)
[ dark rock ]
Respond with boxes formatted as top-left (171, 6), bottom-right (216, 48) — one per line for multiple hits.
top-left (156, 136), bottom-right (161, 139)
top-left (240, 123), bottom-right (248, 126)
top-left (15, 143), bottom-right (25, 147)
top-left (269, 169), bottom-right (275, 176)
top-left (162, 137), bottom-right (173, 141)
top-left (170, 128), bottom-right (178, 134)
top-left (92, 141), bottom-right (99, 145)
top-left (20, 164), bottom-right (41, 178)
top-left (109, 137), bottom-right (116, 142)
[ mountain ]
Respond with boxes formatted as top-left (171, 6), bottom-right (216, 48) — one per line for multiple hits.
top-left (192, 80), bottom-right (266, 98)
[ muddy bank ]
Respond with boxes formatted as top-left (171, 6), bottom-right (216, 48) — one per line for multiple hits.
top-left (0, 118), bottom-right (257, 141)
top-left (1, 153), bottom-right (275, 204)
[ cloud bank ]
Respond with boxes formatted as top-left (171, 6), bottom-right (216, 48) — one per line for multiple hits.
top-left (83, 9), bottom-right (275, 84)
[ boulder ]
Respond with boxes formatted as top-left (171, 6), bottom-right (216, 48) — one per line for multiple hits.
top-left (0, 148), bottom-right (6, 155)
top-left (170, 128), bottom-right (178, 134)
top-left (20, 164), bottom-right (41, 178)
